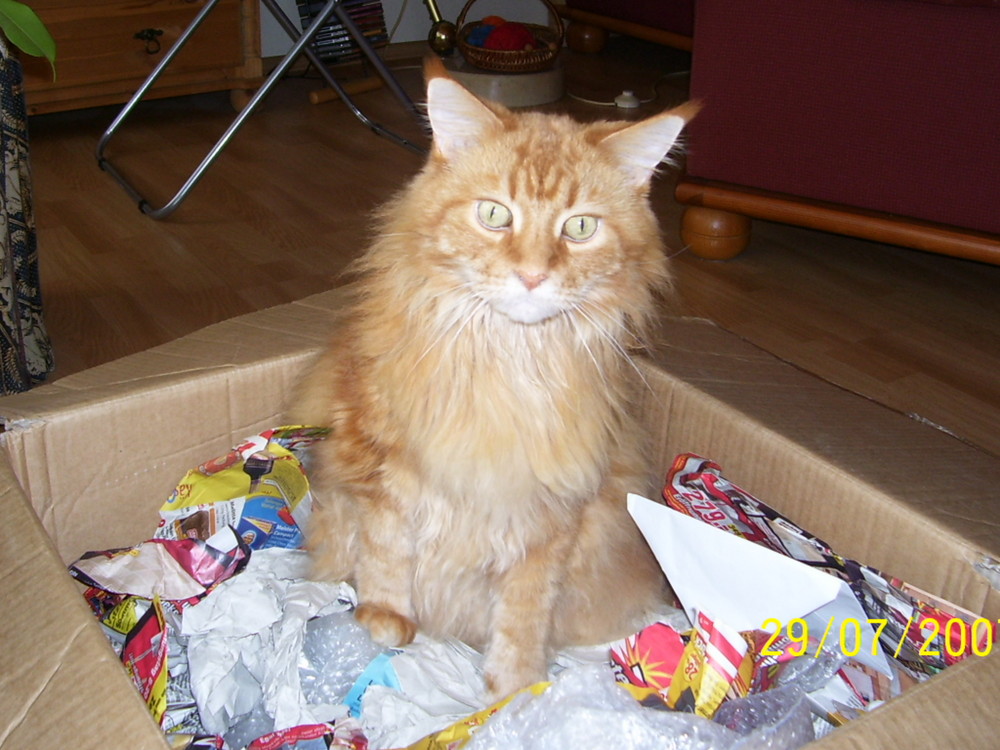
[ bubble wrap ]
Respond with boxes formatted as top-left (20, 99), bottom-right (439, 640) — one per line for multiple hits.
top-left (299, 610), bottom-right (387, 706)
top-left (224, 703), bottom-right (275, 750)
top-left (465, 664), bottom-right (730, 749)
top-left (464, 663), bottom-right (815, 750)
top-left (718, 685), bottom-right (815, 750)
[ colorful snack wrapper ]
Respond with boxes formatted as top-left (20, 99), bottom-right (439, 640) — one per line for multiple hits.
top-left (71, 527), bottom-right (250, 603)
top-left (611, 618), bottom-right (766, 719)
top-left (71, 530), bottom-right (251, 737)
top-left (246, 718), bottom-right (368, 750)
top-left (611, 621), bottom-right (687, 699)
top-left (403, 683), bottom-right (550, 750)
top-left (121, 596), bottom-right (170, 724)
top-left (667, 612), bottom-right (753, 717)
top-left (156, 426), bottom-right (329, 551)
top-left (662, 453), bottom-right (996, 676)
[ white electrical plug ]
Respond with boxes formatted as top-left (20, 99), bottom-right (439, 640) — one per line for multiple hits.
top-left (614, 90), bottom-right (640, 109)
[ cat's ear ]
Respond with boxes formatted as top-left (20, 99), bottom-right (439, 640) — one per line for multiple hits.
top-left (424, 58), bottom-right (503, 161)
top-left (599, 101), bottom-right (701, 187)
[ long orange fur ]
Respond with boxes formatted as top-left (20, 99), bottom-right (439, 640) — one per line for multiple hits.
top-left (288, 59), bottom-right (699, 700)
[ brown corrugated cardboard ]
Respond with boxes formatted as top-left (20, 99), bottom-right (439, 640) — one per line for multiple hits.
top-left (1, 286), bottom-right (998, 749)
top-left (645, 317), bottom-right (1000, 619)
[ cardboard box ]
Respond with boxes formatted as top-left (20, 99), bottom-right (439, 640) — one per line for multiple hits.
top-left (1, 287), bottom-right (998, 749)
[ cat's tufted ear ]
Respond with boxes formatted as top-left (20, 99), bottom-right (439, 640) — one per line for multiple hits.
top-left (599, 101), bottom-right (701, 187)
top-left (424, 58), bottom-right (503, 161)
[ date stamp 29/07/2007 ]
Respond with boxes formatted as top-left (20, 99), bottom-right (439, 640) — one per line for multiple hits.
top-left (760, 616), bottom-right (997, 660)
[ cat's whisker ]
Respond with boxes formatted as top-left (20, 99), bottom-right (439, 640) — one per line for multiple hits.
top-left (441, 296), bottom-right (490, 354)
top-left (423, 279), bottom-right (476, 305)
top-left (378, 232), bottom-right (426, 239)
top-left (632, 255), bottom-right (670, 266)
top-left (411, 285), bottom-right (487, 368)
top-left (564, 313), bottom-right (610, 390)
top-left (582, 296), bottom-right (649, 350)
top-left (573, 304), bottom-right (653, 393)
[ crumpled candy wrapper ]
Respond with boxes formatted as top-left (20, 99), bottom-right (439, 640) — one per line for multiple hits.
top-left (71, 526), bottom-right (249, 602)
top-left (156, 426), bottom-right (329, 551)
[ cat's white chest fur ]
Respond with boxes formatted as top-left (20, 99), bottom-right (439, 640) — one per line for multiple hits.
top-left (386, 318), bottom-right (613, 515)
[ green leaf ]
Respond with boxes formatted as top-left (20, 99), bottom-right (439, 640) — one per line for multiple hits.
top-left (0, 0), bottom-right (56, 78)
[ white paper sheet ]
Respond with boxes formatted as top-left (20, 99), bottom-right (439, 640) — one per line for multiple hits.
top-left (627, 494), bottom-right (890, 674)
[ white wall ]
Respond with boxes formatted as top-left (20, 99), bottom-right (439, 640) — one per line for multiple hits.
top-left (261, 0), bottom-right (550, 56)
top-left (260, 0), bottom-right (305, 57)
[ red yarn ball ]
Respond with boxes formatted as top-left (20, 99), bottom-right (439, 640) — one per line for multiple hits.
top-left (483, 22), bottom-right (538, 51)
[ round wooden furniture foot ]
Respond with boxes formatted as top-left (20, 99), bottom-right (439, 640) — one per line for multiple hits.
top-left (565, 21), bottom-right (608, 53)
top-left (681, 206), bottom-right (752, 260)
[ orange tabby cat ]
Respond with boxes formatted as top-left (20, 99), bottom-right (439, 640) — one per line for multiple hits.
top-left (288, 59), bottom-right (698, 701)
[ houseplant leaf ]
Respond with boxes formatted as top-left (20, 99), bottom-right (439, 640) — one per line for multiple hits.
top-left (0, 0), bottom-right (56, 77)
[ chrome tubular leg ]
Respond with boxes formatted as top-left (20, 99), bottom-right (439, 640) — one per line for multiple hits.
top-left (260, 0), bottom-right (426, 153)
top-left (96, 0), bottom-right (426, 219)
top-left (95, 0), bottom-right (224, 163)
top-left (333, 3), bottom-right (421, 119)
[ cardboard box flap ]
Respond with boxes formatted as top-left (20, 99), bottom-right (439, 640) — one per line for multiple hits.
top-left (0, 291), bottom-right (349, 564)
top-left (0, 462), bottom-right (165, 749)
top-left (0, 293), bottom-right (346, 419)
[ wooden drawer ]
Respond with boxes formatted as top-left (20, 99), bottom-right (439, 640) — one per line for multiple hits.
top-left (22, 0), bottom-right (261, 114)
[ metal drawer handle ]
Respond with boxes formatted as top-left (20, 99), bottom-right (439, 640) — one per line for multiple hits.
top-left (134, 28), bottom-right (164, 54)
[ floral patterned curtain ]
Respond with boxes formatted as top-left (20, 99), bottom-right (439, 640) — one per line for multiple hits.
top-left (0, 47), bottom-right (53, 393)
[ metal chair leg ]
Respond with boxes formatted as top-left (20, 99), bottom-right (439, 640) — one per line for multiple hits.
top-left (96, 0), bottom-right (426, 219)
top-left (258, 0), bottom-right (426, 147)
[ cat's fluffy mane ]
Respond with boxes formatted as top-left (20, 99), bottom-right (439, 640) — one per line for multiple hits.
top-left (289, 61), bottom-right (698, 700)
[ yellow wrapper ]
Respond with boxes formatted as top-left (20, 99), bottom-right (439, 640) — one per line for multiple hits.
top-left (406, 682), bottom-right (550, 750)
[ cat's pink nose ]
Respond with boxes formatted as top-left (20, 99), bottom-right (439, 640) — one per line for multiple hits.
top-left (517, 271), bottom-right (548, 291)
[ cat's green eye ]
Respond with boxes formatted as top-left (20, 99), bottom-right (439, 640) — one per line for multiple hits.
top-left (562, 215), bottom-right (599, 242)
top-left (476, 200), bottom-right (513, 230)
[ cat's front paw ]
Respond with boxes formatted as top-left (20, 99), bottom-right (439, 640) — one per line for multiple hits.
top-left (355, 602), bottom-right (418, 647)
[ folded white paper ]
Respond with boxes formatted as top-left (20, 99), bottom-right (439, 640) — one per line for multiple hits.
top-left (627, 494), bottom-right (889, 674)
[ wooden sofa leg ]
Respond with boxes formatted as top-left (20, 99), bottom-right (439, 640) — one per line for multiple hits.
top-left (680, 206), bottom-right (752, 260)
top-left (565, 21), bottom-right (609, 53)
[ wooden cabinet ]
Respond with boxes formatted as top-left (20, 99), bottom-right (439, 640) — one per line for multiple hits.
top-left (21, 0), bottom-right (262, 115)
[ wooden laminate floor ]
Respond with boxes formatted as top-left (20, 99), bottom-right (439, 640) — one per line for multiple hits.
top-left (25, 38), bottom-right (1000, 459)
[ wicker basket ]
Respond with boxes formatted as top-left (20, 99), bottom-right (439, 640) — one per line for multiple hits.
top-left (456, 0), bottom-right (563, 74)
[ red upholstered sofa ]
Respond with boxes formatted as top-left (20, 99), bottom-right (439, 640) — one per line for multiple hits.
top-left (676, 0), bottom-right (1000, 264)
